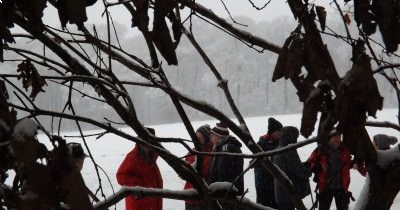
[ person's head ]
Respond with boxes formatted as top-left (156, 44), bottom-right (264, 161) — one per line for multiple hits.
top-left (196, 124), bottom-right (211, 145)
top-left (280, 126), bottom-right (299, 146)
top-left (210, 122), bottom-right (229, 146)
top-left (328, 129), bottom-right (342, 149)
top-left (139, 127), bottom-right (156, 158)
top-left (267, 117), bottom-right (283, 141)
top-left (373, 134), bottom-right (398, 150)
top-left (67, 142), bottom-right (89, 172)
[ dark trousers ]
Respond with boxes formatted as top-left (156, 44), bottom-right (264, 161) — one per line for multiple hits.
top-left (277, 202), bottom-right (294, 210)
top-left (256, 189), bottom-right (276, 208)
top-left (319, 189), bottom-right (349, 210)
top-left (185, 203), bottom-right (208, 210)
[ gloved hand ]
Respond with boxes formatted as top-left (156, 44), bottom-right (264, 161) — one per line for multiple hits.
top-left (311, 162), bottom-right (322, 174)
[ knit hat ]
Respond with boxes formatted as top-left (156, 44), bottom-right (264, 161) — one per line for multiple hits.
top-left (373, 134), bottom-right (398, 150)
top-left (67, 142), bottom-right (89, 159)
top-left (267, 117), bottom-right (283, 134)
top-left (328, 128), bottom-right (340, 137)
top-left (211, 122), bottom-right (229, 137)
top-left (197, 124), bottom-right (211, 141)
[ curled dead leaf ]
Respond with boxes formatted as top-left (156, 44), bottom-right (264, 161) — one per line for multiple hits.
top-left (16, 59), bottom-right (47, 100)
top-left (316, 6), bottom-right (327, 31)
top-left (344, 13), bottom-right (351, 25)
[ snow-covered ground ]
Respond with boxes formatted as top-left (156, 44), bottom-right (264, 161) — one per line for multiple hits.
top-left (36, 109), bottom-right (400, 209)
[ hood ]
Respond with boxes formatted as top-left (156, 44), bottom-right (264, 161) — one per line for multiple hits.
top-left (279, 126), bottom-right (299, 147)
top-left (220, 136), bottom-right (242, 148)
top-left (374, 134), bottom-right (398, 150)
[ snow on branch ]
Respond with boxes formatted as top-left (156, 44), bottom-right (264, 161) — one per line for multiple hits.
top-left (192, 137), bottom-right (317, 159)
top-left (93, 183), bottom-right (274, 210)
top-left (11, 118), bottom-right (38, 141)
top-left (365, 121), bottom-right (400, 132)
top-left (376, 145), bottom-right (400, 168)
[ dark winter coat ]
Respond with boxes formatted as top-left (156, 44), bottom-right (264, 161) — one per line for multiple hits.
top-left (254, 134), bottom-right (278, 193)
top-left (208, 136), bottom-right (244, 195)
top-left (273, 126), bottom-right (311, 204)
top-left (307, 143), bottom-right (358, 192)
top-left (184, 142), bottom-right (213, 205)
top-left (116, 145), bottom-right (163, 210)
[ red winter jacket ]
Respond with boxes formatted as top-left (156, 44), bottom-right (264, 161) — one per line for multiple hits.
top-left (307, 144), bottom-right (352, 192)
top-left (183, 142), bottom-right (213, 205)
top-left (116, 145), bottom-right (163, 210)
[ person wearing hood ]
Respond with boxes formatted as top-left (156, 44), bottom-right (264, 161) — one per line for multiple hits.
top-left (273, 126), bottom-right (311, 210)
top-left (184, 124), bottom-right (213, 210)
top-left (373, 134), bottom-right (398, 150)
top-left (116, 127), bottom-right (163, 210)
top-left (253, 117), bottom-right (283, 208)
top-left (208, 122), bottom-right (244, 210)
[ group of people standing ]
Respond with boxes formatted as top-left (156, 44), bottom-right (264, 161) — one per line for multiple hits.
top-left (116, 123), bottom-right (244, 210)
top-left (111, 118), bottom-right (398, 210)
top-left (254, 118), bottom-right (311, 210)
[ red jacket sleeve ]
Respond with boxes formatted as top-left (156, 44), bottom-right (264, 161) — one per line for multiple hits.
top-left (307, 148), bottom-right (320, 169)
top-left (116, 149), bottom-right (144, 187)
top-left (185, 154), bottom-right (196, 165)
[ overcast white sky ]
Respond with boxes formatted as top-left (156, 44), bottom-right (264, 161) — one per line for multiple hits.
top-left (40, 0), bottom-right (337, 30)
top-left (42, 0), bottom-right (290, 26)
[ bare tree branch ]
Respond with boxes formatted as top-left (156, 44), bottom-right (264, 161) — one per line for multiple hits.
top-left (93, 185), bottom-right (275, 210)
top-left (177, 0), bottom-right (282, 54)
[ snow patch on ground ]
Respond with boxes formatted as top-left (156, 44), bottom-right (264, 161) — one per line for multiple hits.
top-left (377, 145), bottom-right (400, 168)
top-left (7, 109), bottom-right (398, 210)
top-left (353, 174), bottom-right (370, 210)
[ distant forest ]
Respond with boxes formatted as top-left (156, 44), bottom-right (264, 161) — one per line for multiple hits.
top-left (3, 15), bottom-right (399, 130)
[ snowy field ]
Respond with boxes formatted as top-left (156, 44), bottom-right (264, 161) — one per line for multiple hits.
top-left (34, 109), bottom-right (400, 209)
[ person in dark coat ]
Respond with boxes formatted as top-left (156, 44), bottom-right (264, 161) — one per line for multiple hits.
top-left (253, 117), bottom-right (282, 208)
top-left (273, 126), bottom-right (311, 210)
top-left (373, 134), bottom-right (398, 150)
top-left (116, 127), bottom-right (163, 210)
top-left (208, 122), bottom-right (244, 210)
top-left (184, 124), bottom-right (213, 210)
top-left (67, 142), bottom-right (89, 172)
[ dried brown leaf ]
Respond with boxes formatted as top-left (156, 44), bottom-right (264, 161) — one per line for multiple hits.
top-left (57, 0), bottom-right (88, 28)
top-left (152, 0), bottom-right (178, 65)
top-left (372, 0), bottom-right (400, 52)
top-left (316, 6), bottom-right (327, 31)
top-left (0, 6), bottom-right (15, 62)
top-left (15, 0), bottom-right (47, 32)
top-left (132, 0), bottom-right (149, 29)
top-left (343, 13), bottom-right (351, 25)
top-left (16, 60), bottom-right (47, 100)
top-left (301, 87), bottom-right (323, 138)
top-left (354, 0), bottom-right (377, 35)
top-left (342, 126), bottom-right (376, 162)
top-left (152, 20), bottom-right (178, 65)
top-left (167, 12), bottom-right (182, 48)
top-left (335, 52), bottom-right (383, 132)
top-left (9, 122), bottom-right (59, 209)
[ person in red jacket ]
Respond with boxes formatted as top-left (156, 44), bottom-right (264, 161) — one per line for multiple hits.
top-left (116, 127), bottom-right (163, 210)
top-left (306, 129), bottom-right (365, 210)
top-left (183, 124), bottom-right (212, 210)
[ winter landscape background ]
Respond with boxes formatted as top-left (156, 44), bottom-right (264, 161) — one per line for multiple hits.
top-left (3, 2), bottom-right (400, 208)
top-left (3, 15), bottom-right (400, 131)
top-left (21, 109), bottom-right (398, 209)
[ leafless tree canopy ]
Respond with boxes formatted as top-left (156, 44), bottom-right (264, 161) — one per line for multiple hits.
top-left (1, 0), bottom-right (400, 209)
